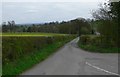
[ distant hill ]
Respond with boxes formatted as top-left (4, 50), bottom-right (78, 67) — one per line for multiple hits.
top-left (16, 23), bottom-right (45, 26)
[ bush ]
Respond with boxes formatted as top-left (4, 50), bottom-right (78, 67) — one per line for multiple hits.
top-left (2, 35), bottom-right (76, 75)
top-left (80, 35), bottom-right (115, 47)
top-left (2, 35), bottom-right (75, 65)
top-left (79, 35), bottom-right (119, 53)
top-left (79, 35), bottom-right (91, 45)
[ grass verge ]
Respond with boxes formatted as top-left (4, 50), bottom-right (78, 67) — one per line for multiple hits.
top-left (78, 44), bottom-right (120, 53)
top-left (2, 39), bottom-right (73, 77)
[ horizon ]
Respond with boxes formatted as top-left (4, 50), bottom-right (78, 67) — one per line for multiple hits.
top-left (2, 17), bottom-right (90, 25)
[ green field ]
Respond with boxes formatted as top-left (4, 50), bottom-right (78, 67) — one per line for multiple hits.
top-left (1, 32), bottom-right (68, 37)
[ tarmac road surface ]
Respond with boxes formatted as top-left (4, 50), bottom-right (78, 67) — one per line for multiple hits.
top-left (21, 37), bottom-right (119, 76)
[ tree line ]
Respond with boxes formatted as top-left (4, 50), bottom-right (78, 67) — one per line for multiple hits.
top-left (2, 18), bottom-right (92, 35)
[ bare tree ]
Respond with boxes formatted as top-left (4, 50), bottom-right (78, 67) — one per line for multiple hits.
top-left (92, 3), bottom-right (112, 20)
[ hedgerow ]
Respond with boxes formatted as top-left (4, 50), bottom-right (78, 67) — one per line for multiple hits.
top-left (2, 35), bottom-right (75, 64)
top-left (2, 35), bottom-right (76, 75)
top-left (78, 35), bottom-right (119, 53)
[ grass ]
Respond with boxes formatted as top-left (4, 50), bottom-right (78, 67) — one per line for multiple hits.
top-left (81, 34), bottom-right (99, 38)
top-left (0, 62), bottom-right (1, 77)
top-left (2, 37), bottom-right (73, 76)
top-left (1, 32), bottom-right (68, 37)
top-left (79, 35), bottom-right (119, 53)
top-left (78, 44), bottom-right (120, 53)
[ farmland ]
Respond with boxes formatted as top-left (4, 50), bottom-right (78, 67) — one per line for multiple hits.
top-left (1, 32), bottom-right (68, 37)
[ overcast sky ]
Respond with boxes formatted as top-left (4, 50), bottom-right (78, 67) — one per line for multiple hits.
top-left (1, 0), bottom-right (107, 24)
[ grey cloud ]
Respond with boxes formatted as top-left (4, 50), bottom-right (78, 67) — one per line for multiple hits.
top-left (2, 2), bottom-right (102, 24)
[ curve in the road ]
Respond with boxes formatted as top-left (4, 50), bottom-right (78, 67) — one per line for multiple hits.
top-left (21, 37), bottom-right (119, 75)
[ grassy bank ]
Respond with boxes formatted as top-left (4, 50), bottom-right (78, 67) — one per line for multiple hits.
top-left (78, 35), bottom-right (119, 53)
top-left (78, 44), bottom-right (119, 53)
top-left (2, 35), bottom-right (75, 76)
top-left (3, 42), bottom-right (66, 76)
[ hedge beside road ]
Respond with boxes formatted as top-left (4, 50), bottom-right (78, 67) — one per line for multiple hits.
top-left (2, 35), bottom-right (76, 75)
top-left (78, 35), bottom-right (119, 53)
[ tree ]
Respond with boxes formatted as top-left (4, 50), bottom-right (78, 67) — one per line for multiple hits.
top-left (7, 20), bottom-right (16, 32)
top-left (27, 27), bottom-right (32, 32)
top-left (92, 1), bottom-right (120, 47)
top-left (109, 2), bottom-right (120, 47)
top-left (2, 22), bottom-right (8, 32)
